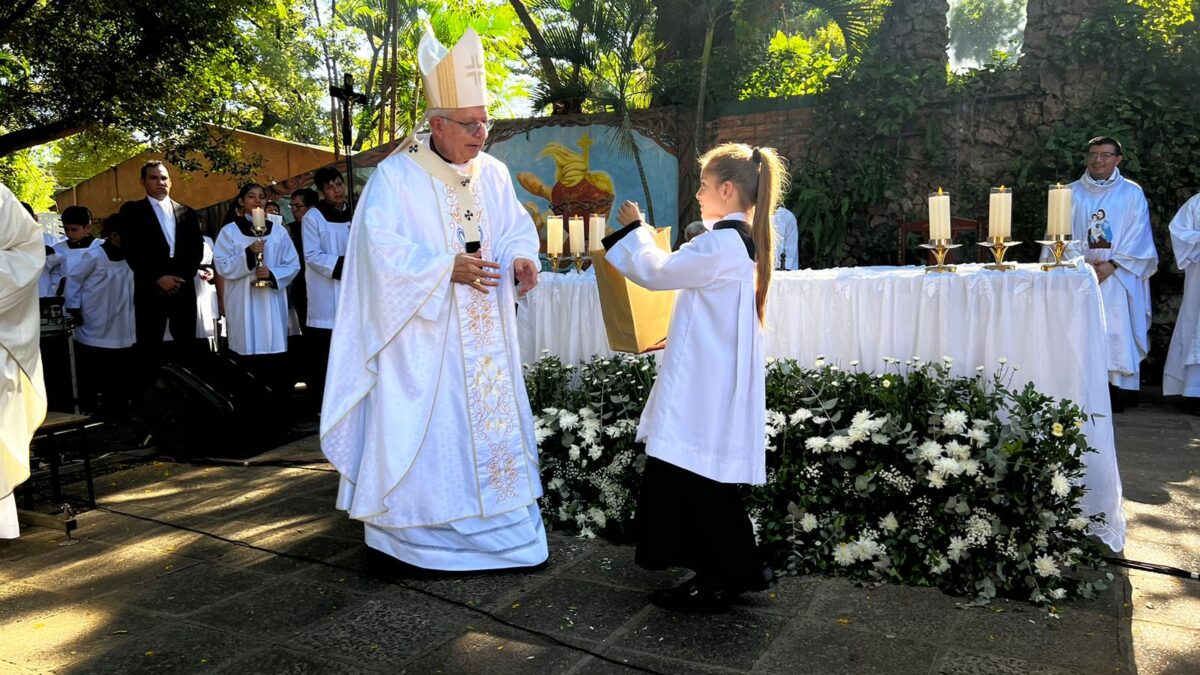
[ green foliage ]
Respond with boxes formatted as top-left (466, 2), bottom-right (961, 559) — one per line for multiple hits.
top-left (739, 26), bottom-right (844, 99)
top-left (947, 0), bottom-right (1026, 68)
top-left (51, 129), bottom-right (147, 190)
top-left (527, 353), bottom-right (1112, 605)
top-left (0, 148), bottom-right (54, 210)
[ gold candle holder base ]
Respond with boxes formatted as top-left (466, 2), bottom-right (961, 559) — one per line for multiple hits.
top-left (549, 254), bottom-right (562, 272)
top-left (1036, 235), bottom-right (1076, 271)
top-left (251, 279), bottom-right (273, 288)
top-left (920, 239), bottom-right (961, 274)
top-left (979, 237), bottom-right (1021, 271)
top-left (573, 253), bottom-right (584, 273)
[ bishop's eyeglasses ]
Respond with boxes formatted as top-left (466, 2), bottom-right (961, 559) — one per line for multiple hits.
top-left (438, 117), bottom-right (495, 135)
top-left (1085, 152), bottom-right (1118, 161)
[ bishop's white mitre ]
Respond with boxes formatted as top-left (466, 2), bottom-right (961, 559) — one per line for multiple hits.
top-left (418, 26), bottom-right (489, 109)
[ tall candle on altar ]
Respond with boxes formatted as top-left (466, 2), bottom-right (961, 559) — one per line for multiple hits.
top-left (1047, 183), bottom-right (1072, 237)
top-left (589, 214), bottom-right (606, 251)
top-left (568, 216), bottom-right (585, 254)
top-left (988, 186), bottom-right (1012, 239)
top-left (547, 215), bottom-right (563, 255)
top-left (928, 188), bottom-right (951, 241)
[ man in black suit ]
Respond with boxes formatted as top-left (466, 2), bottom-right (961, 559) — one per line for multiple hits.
top-left (118, 160), bottom-right (203, 374)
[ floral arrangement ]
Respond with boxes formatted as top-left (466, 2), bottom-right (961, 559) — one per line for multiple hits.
top-left (525, 353), bottom-right (1112, 604)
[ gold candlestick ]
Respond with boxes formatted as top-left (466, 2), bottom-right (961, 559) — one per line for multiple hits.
top-left (549, 254), bottom-right (561, 272)
top-left (573, 252), bottom-right (583, 273)
top-left (1037, 234), bottom-right (1076, 271)
top-left (919, 239), bottom-right (960, 273)
top-left (979, 236), bottom-right (1021, 271)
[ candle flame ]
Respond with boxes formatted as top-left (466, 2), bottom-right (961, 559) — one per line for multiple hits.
top-left (1055, 182), bottom-right (1063, 189)
top-left (999, 185), bottom-right (1006, 192)
top-left (937, 187), bottom-right (944, 196)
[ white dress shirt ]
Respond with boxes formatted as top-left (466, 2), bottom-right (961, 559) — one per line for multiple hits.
top-left (150, 195), bottom-right (177, 257)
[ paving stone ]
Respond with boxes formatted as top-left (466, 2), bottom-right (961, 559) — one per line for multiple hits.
top-left (751, 618), bottom-right (936, 675)
top-left (0, 526), bottom-right (65, 563)
top-left (735, 575), bottom-right (822, 617)
top-left (804, 578), bottom-right (963, 642)
top-left (0, 660), bottom-right (36, 674)
top-left (562, 542), bottom-right (690, 591)
top-left (188, 576), bottom-right (367, 640)
top-left (19, 543), bottom-right (200, 597)
top-left (0, 581), bottom-right (73, 629)
top-left (1127, 569), bottom-right (1200, 632)
top-left (497, 577), bottom-right (650, 641)
top-left (615, 606), bottom-right (788, 671)
top-left (291, 544), bottom-right (432, 595)
top-left (945, 601), bottom-right (1122, 673)
top-left (117, 561), bottom-right (270, 615)
top-left (219, 645), bottom-right (376, 674)
top-left (297, 595), bottom-right (468, 668)
top-left (0, 537), bottom-right (121, 584)
top-left (934, 650), bottom-right (1081, 674)
top-left (579, 649), bottom-right (743, 674)
top-left (212, 530), bottom-right (356, 575)
top-left (541, 530), bottom-right (601, 575)
top-left (1123, 535), bottom-right (1200, 575)
top-left (399, 621), bottom-right (589, 674)
top-left (232, 495), bottom-right (342, 524)
top-left (1130, 621), bottom-right (1200, 675)
top-left (62, 621), bottom-right (255, 674)
top-left (0, 598), bottom-right (164, 672)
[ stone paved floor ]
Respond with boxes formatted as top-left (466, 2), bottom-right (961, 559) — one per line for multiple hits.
top-left (1, 403), bottom-right (1196, 674)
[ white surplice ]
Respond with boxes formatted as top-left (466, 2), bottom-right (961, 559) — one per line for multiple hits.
top-left (53, 237), bottom-right (101, 308)
top-left (39, 232), bottom-right (63, 297)
top-left (302, 203), bottom-right (352, 329)
top-left (320, 137), bottom-right (547, 571)
top-left (197, 235), bottom-right (219, 341)
top-left (213, 220), bottom-right (299, 356)
top-left (67, 242), bottom-right (135, 349)
top-left (1164, 194), bottom-right (1200, 395)
top-left (604, 218), bottom-right (766, 485)
top-left (0, 183), bottom-right (48, 538)
top-left (1064, 169), bottom-right (1159, 390)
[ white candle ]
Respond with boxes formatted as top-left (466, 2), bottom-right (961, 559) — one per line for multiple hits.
top-left (546, 215), bottom-right (563, 256)
top-left (589, 214), bottom-right (606, 251)
top-left (251, 206), bottom-right (265, 230)
top-left (1047, 184), bottom-right (1072, 237)
top-left (928, 189), bottom-right (951, 241)
top-left (988, 187), bottom-right (1012, 239)
top-left (568, 216), bottom-right (585, 254)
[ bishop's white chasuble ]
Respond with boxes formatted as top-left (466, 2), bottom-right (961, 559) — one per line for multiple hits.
top-left (320, 137), bottom-right (546, 571)
top-left (1164, 193), bottom-right (1200, 395)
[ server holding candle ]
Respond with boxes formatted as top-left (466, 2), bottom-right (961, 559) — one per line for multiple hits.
top-left (214, 183), bottom-right (301, 416)
top-left (1053, 136), bottom-right (1158, 403)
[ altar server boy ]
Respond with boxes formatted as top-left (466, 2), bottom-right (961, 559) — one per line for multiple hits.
top-left (302, 166), bottom-right (353, 407)
top-left (602, 143), bottom-right (786, 613)
top-left (214, 183), bottom-right (300, 419)
top-left (66, 218), bottom-right (136, 416)
top-left (54, 205), bottom-right (101, 304)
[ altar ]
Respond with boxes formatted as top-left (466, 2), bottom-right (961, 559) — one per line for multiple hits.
top-left (516, 262), bottom-right (1125, 551)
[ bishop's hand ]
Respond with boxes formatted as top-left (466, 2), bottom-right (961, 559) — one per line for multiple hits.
top-left (514, 257), bottom-right (539, 298)
top-left (452, 252), bottom-right (501, 293)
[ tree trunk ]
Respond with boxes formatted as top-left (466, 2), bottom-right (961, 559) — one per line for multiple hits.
top-left (693, 19), bottom-right (716, 161)
top-left (0, 120), bottom-right (83, 157)
top-left (312, 0), bottom-right (340, 159)
top-left (508, 0), bottom-right (563, 93)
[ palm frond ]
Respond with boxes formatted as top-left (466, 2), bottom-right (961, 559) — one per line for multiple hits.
top-left (799, 0), bottom-right (884, 59)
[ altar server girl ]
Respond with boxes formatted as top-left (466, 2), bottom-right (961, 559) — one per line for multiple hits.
top-left (66, 217), bottom-right (136, 416)
top-left (213, 183), bottom-right (300, 417)
top-left (602, 142), bottom-right (786, 613)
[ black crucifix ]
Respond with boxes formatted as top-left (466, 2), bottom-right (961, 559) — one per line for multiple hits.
top-left (330, 73), bottom-right (368, 206)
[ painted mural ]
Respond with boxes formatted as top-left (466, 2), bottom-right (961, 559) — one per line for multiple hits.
top-left (486, 124), bottom-right (679, 245)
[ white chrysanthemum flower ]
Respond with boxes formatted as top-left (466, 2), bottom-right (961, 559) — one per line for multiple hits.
top-left (882, 379), bottom-right (892, 389)
top-left (790, 408), bottom-right (814, 425)
top-left (588, 446), bottom-right (602, 461)
top-left (847, 427), bottom-right (869, 443)
top-left (1049, 588), bottom-right (1067, 600)
top-left (871, 433), bottom-right (891, 445)
top-left (880, 512), bottom-right (899, 532)
top-left (1035, 532), bottom-right (1049, 549)
top-left (812, 415), bottom-right (829, 425)
top-left (814, 358), bottom-right (826, 368)
top-left (942, 410), bottom-right (969, 434)
top-left (945, 440), bottom-right (971, 461)
top-left (975, 365), bottom-right (985, 373)
top-left (833, 542), bottom-right (856, 566)
top-left (543, 407), bottom-right (560, 416)
top-left (934, 456), bottom-right (963, 477)
top-left (854, 535), bottom-right (883, 561)
top-left (1033, 554), bottom-right (1061, 577)
top-left (917, 440), bottom-right (943, 463)
top-left (998, 357), bottom-right (1008, 365)
top-left (850, 360), bottom-right (860, 368)
top-left (947, 536), bottom-right (969, 561)
top-left (558, 410), bottom-right (580, 430)
top-left (568, 445), bottom-right (581, 461)
top-left (943, 355), bottom-right (954, 364)
top-left (588, 507), bottom-right (607, 529)
top-left (534, 427), bottom-right (553, 444)
top-left (800, 513), bottom-right (819, 532)
top-left (1051, 472), bottom-right (1071, 497)
top-left (578, 526), bottom-right (596, 539)
top-left (930, 558), bottom-right (951, 575)
top-left (828, 435), bottom-right (852, 451)
top-left (966, 428), bottom-right (990, 446)
top-left (927, 471), bottom-right (946, 489)
top-left (805, 436), bottom-right (828, 452)
top-left (1067, 516), bottom-right (1090, 531)
top-left (961, 458), bottom-right (981, 476)
top-left (851, 410), bottom-right (872, 429)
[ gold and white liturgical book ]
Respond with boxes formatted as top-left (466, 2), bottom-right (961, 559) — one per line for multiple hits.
top-left (593, 227), bottom-right (677, 353)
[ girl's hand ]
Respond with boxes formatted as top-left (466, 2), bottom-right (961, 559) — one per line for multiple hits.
top-left (617, 201), bottom-right (643, 226)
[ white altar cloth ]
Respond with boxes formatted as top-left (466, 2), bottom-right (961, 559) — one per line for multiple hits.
top-left (517, 262), bottom-right (1125, 551)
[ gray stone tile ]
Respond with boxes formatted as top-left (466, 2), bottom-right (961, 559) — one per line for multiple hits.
top-left (580, 649), bottom-right (743, 674)
top-left (735, 575), bottom-right (822, 617)
top-left (804, 578), bottom-right (962, 642)
top-left (218, 645), bottom-right (376, 674)
top-left (400, 621), bottom-right (590, 674)
top-left (212, 530), bottom-right (356, 575)
top-left (1129, 568), bottom-right (1200, 630)
top-left (751, 618), bottom-right (936, 674)
top-left (497, 577), bottom-right (650, 641)
top-left (62, 621), bottom-right (255, 674)
top-left (0, 598), bottom-right (165, 673)
top-left (188, 576), bottom-right (368, 640)
top-left (615, 606), bottom-right (788, 671)
top-left (0, 537), bottom-right (121, 584)
top-left (0, 581), bottom-right (73, 629)
top-left (934, 650), bottom-right (1080, 675)
top-left (945, 601), bottom-right (1122, 673)
top-left (0, 526), bottom-right (65, 563)
top-left (117, 561), bottom-right (271, 615)
top-left (561, 541), bottom-right (690, 591)
top-left (540, 530), bottom-right (606, 575)
top-left (296, 595), bottom-right (469, 668)
top-left (20, 543), bottom-right (200, 597)
top-left (290, 544), bottom-right (432, 595)
top-left (406, 567), bottom-right (557, 612)
top-left (1131, 621), bottom-right (1200, 675)
top-left (232, 495), bottom-right (342, 524)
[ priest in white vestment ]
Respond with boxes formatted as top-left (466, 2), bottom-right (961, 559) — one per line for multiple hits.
top-left (320, 26), bottom-right (547, 571)
top-left (1059, 137), bottom-right (1158, 393)
top-left (1164, 193), bottom-right (1200, 397)
top-left (0, 182), bottom-right (48, 538)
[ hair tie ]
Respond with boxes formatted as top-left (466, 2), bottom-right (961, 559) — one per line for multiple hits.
top-left (751, 147), bottom-right (762, 165)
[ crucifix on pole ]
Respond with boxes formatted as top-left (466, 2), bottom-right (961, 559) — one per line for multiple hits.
top-left (330, 73), bottom-right (367, 206)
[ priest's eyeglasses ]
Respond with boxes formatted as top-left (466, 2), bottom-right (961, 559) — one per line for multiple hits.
top-left (438, 117), bottom-right (495, 135)
top-left (1085, 152), bottom-right (1118, 161)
